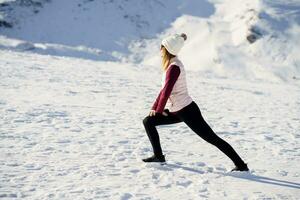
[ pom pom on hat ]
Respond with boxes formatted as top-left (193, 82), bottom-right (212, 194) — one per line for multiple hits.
top-left (161, 33), bottom-right (187, 55)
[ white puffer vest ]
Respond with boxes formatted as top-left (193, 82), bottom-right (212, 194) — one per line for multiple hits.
top-left (161, 56), bottom-right (193, 112)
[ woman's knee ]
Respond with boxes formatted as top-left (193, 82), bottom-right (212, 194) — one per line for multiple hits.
top-left (143, 116), bottom-right (152, 126)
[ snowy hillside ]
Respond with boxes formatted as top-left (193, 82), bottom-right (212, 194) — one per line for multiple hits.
top-left (0, 0), bottom-right (300, 199)
top-left (0, 0), bottom-right (214, 60)
top-left (0, 0), bottom-right (300, 82)
top-left (133, 0), bottom-right (300, 83)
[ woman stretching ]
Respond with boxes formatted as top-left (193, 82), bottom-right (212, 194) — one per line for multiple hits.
top-left (142, 33), bottom-right (249, 172)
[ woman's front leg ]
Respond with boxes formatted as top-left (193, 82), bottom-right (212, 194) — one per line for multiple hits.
top-left (142, 110), bottom-right (182, 156)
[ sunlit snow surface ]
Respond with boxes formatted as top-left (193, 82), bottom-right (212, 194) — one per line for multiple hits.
top-left (1, 50), bottom-right (299, 199)
top-left (0, 0), bottom-right (300, 199)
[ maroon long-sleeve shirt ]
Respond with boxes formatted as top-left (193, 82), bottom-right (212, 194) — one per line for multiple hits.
top-left (152, 65), bottom-right (181, 113)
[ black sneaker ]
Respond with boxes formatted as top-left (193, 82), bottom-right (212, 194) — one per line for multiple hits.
top-left (142, 154), bottom-right (166, 163)
top-left (231, 163), bottom-right (249, 172)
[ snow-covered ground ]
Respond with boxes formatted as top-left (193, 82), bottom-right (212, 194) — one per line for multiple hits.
top-left (1, 50), bottom-right (299, 199)
top-left (1, 0), bottom-right (300, 199)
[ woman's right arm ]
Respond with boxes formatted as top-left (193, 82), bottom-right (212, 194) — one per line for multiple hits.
top-left (151, 90), bottom-right (162, 111)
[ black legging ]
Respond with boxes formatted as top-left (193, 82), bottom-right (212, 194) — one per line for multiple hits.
top-left (143, 101), bottom-right (246, 167)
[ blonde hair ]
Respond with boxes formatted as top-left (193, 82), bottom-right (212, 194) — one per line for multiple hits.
top-left (161, 46), bottom-right (176, 71)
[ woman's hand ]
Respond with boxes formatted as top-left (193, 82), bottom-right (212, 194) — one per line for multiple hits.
top-left (149, 110), bottom-right (156, 116)
top-left (149, 110), bottom-right (168, 117)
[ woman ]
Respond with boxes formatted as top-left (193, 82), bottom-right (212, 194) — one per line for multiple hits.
top-left (142, 33), bottom-right (249, 172)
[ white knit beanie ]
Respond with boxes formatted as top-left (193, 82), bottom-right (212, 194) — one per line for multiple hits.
top-left (161, 33), bottom-right (187, 55)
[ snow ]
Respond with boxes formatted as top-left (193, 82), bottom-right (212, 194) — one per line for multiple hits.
top-left (0, 0), bottom-right (300, 199)
top-left (2, 0), bottom-right (299, 82)
top-left (0, 0), bottom-right (214, 61)
top-left (1, 49), bottom-right (299, 199)
top-left (134, 0), bottom-right (300, 83)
